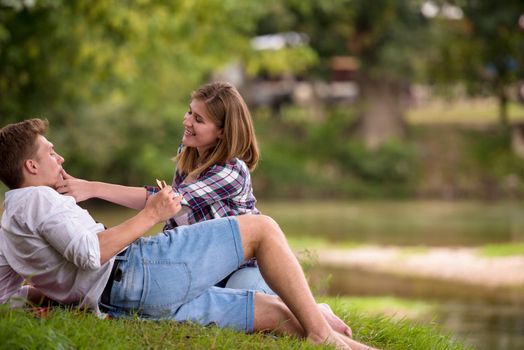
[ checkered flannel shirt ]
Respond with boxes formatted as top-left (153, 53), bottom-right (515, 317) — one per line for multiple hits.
top-left (145, 157), bottom-right (260, 230)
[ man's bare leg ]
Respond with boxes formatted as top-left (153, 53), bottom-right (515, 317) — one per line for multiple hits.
top-left (236, 215), bottom-right (351, 348)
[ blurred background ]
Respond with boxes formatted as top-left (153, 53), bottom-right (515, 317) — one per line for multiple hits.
top-left (1, 1), bottom-right (524, 349)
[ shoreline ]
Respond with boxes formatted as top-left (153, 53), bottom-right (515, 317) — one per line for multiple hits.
top-left (312, 246), bottom-right (524, 304)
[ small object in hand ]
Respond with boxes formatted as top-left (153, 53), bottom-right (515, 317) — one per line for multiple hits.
top-left (156, 179), bottom-right (180, 198)
top-left (156, 179), bottom-right (165, 189)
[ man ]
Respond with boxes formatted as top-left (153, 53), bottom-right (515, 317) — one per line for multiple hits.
top-left (0, 119), bottom-right (376, 350)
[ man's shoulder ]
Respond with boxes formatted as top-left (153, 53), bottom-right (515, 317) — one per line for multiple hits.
top-left (7, 186), bottom-right (58, 199)
top-left (5, 186), bottom-right (62, 210)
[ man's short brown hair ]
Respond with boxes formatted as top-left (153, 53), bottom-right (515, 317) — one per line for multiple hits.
top-left (0, 118), bottom-right (48, 189)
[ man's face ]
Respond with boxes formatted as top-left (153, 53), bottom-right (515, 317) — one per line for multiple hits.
top-left (31, 135), bottom-right (64, 188)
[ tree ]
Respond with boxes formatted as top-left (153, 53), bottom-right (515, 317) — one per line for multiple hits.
top-left (428, 0), bottom-right (524, 127)
top-left (0, 0), bottom-right (264, 183)
top-left (255, 0), bottom-right (433, 149)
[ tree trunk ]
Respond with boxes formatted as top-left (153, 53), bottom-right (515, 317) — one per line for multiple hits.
top-left (498, 89), bottom-right (509, 128)
top-left (354, 74), bottom-right (407, 149)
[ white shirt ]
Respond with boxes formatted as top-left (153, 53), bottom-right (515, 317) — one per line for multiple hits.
top-left (0, 246), bottom-right (27, 307)
top-left (0, 186), bottom-right (113, 312)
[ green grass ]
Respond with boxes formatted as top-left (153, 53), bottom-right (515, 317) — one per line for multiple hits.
top-left (478, 242), bottom-right (524, 257)
top-left (321, 296), bottom-right (436, 321)
top-left (407, 98), bottom-right (524, 125)
top-left (0, 298), bottom-right (471, 350)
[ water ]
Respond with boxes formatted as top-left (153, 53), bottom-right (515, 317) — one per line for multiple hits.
top-left (258, 200), bottom-right (524, 246)
top-left (436, 301), bottom-right (524, 350)
top-left (256, 200), bottom-right (524, 350)
top-left (312, 265), bottom-right (524, 350)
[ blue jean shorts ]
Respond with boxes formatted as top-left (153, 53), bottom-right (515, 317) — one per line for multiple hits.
top-left (99, 217), bottom-right (255, 332)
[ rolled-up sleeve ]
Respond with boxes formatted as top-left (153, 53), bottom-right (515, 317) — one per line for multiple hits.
top-left (37, 210), bottom-right (101, 271)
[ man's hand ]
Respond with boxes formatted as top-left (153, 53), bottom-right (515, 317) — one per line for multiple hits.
top-left (56, 169), bottom-right (93, 203)
top-left (144, 186), bottom-right (182, 223)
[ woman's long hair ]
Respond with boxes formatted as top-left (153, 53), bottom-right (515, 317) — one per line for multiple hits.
top-left (175, 81), bottom-right (259, 178)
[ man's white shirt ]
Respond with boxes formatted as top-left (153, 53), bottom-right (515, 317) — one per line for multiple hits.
top-left (0, 186), bottom-right (113, 312)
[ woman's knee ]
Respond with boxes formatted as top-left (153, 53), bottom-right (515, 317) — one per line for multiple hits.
top-left (237, 214), bottom-right (285, 247)
top-left (225, 267), bottom-right (276, 295)
top-left (257, 215), bottom-right (285, 242)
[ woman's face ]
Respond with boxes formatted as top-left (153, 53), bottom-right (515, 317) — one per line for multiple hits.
top-left (182, 99), bottom-right (223, 156)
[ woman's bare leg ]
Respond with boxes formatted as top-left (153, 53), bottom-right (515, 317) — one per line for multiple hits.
top-left (254, 294), bottom-right (378, 350)
top-left (237, 215), bottom-right (349, 348)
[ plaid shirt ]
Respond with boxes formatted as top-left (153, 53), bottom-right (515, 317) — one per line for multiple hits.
top-left (145, 157), bottom-right (260, 230)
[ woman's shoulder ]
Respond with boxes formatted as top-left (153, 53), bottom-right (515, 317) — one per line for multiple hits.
top-left (227, 157), bottom-right (249, 169)
top-left (203, 158), bottom-right (249, 178)
top-left (220, 158), bottom-right (249, 174)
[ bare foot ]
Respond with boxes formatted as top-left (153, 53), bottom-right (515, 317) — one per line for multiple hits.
top-left (346, 337), bottom-right (380, 350)
top-left (309, 330), bottom-right (352, 350)
top-left (318, 304), bottom-right (380, 350)
top-left (319, 303), bottom-right (352, 337)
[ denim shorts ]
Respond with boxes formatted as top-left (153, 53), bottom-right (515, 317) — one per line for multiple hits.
top-left (99, 217), bottom-right (255, 332)
top-left (225, 267), bottom-right (275, 295)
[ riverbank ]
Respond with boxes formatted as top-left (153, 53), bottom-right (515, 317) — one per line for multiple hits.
top-left (313, 246), bottom-right (524, 304)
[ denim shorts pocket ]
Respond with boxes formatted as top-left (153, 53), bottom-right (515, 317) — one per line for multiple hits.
top-left (141, 260), bottom-right (191, 318)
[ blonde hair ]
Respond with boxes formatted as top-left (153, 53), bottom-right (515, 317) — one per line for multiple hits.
top-left (175, 81), bottom-right (259, 178)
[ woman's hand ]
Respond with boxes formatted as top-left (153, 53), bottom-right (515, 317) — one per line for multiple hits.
top-left (56, 169), bottom-right (94, 203)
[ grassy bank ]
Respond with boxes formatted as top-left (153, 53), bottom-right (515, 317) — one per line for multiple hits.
top-left (0, 297), bottom-right (470, 350)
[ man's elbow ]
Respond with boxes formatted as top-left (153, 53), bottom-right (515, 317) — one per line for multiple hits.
top-left (76, 253), bottom-right (102, 270)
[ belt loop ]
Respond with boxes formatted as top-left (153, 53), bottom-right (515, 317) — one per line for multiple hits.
top-left (114, 247), bottom-right (129, 261)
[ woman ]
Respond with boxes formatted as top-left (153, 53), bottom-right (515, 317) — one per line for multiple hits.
top-left (58, 81), bottom-right (272, 293)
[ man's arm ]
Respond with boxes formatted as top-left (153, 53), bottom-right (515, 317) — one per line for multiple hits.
top-left (56, 170), bottom-right (147, 210)
top-left (97, 186), bottom-right (181, 264)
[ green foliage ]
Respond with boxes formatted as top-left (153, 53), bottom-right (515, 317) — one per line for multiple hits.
top-left (245, 46), bottom-right (318, 78)
top-left (336, 140), bottom-right (419, 184)
top-left (256, 0), bottom-right (431, 81)
top-left (254, 107), bottom-right (420, 199)
top-left (0, 0), bottom-right (267, 184)
top-left (429, 0), bottom-right (524, 122)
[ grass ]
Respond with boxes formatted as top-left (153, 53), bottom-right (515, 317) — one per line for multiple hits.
top-left (478, 242), bottom-right (524, 257)
top-left (0, 297), bottom-right (471, 350)
top-left (320, 296), bottom-right (437, 321)
top-left (407, 98), bottom-right (524, 125)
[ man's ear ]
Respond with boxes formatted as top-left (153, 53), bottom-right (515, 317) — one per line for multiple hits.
top-left (24, 159), bottom-right (39, 175)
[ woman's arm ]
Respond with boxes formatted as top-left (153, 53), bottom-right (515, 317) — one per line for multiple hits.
top-left (56, 170), bottom-right (147, 210)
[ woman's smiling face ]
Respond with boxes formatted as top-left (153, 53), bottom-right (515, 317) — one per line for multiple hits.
top-left (181, 99), bottom-right (223, 156)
